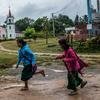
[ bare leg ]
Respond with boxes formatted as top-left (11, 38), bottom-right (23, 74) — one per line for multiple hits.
top-left (21, 81), bottom-right (29, 91)
top-left (35, 69), bottom-right (45, 77)
top-left (25, 81), bottom-right (28, 89)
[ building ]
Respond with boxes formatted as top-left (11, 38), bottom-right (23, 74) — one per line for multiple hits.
top-left (0, 8), bottom-right (17, 40)
top-left (0, 26), bottom-right (6, 39)
top-left (65, 0), bottom-right (100, 41)
top-left (87, 0), bottom-right (100, 36)
top-left (92, 9), bottom-right (100, 35)
top-left (65, 23), bottom-right (88, 41)
top-left (6, 8), bottom-right (16, 39)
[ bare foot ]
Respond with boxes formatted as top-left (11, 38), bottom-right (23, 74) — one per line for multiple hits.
top-left (80, 81), bottom-right (87, 88)
top-left (68, 90), bottom-right (78, 96)
top-left (20, 87), bottom-right (29, 91)
top-left (40, 70), bottom-right (45, 77)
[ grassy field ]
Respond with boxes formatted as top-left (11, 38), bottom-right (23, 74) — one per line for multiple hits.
top-left (0, 51), bottom-right (17, 67)
top-left (0, 38), bottom-right (100, 67)
top-left (0, 50), bottom-right (59, 68)
top-left (1, 38), bottom-right (62, 53)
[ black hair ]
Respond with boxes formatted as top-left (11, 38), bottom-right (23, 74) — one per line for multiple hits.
top-left (58, 38), bottom-right (70, 50)
top-left (17, 38), bottom-right (26, 47)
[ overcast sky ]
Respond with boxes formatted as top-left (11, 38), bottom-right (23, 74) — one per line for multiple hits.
top-left (0, 0), bottom-right (97, 24)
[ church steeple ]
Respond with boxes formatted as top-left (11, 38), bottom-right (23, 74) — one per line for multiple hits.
top-left (8, 7), bottom-right (12, 17)
top-left (6, 7), bottom-right (14, 25)
top-left (7, 7), bottom-right (14, 18)
top-left (5, 7), bottom-right (16, 39)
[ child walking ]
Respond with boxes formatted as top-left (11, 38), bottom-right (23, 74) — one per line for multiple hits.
top-left (56, 38), bottom-right (87, 95)
top-left (16, 39), bottom-right (45, 91)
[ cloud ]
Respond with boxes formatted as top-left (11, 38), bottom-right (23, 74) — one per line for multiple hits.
top-left (0, 16), bottom-right (6, 25)
top-left (15, 2), bottom-right (59, 20)
top-left (0, 0), bottom-right (98, 23)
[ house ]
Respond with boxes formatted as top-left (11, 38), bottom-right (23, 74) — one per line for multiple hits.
top-left (0, 26), bottom-right (6, 39)
top-left (65, 24), bottom-right (88, 41)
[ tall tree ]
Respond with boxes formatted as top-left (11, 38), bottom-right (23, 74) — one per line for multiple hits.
top-left (49, 14), bottom-right (74, 35)
top-left (33, 17), bottom-right (45, 32)
top-left (15, 17), bottom-right (34, 32)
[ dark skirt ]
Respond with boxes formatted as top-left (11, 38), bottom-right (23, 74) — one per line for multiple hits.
top-left (21, 64), bottom-right (37, 81)
top-left (67, 71), bottom-right (83, 90)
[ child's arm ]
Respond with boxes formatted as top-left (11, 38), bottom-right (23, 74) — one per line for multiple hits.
top-left (55, 52), bottom-right (65, 59)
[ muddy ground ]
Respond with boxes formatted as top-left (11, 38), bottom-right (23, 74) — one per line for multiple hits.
top-left (0, 64), bottom-right (100, 100)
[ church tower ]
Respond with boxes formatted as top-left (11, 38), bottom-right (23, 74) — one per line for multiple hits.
top-left (6, 8), bottom-right (16, 39)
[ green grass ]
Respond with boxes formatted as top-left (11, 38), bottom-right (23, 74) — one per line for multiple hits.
top-left (0, 51), bottom-right (17, 68)
top-left (1, 38), bottom-right (62, 53)
top-left (0, 38), bottom-right (100, 68)
top-left (0, 51), bottom-right (58, 67)
top-left (0, 50), bottom-right (100, 76)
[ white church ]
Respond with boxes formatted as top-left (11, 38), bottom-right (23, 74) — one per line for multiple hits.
top-left (0, 8), bottom-right (17, 40)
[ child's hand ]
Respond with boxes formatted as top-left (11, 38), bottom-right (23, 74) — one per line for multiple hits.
top-left (16, 65), bottom-right (18, 69)
top-left (62, 58), bottom-right (66, 62)
top-left (55, 57), bottom-right (59, 60)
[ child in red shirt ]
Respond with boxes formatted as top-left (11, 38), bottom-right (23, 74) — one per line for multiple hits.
top-left (56, 39), bottom-right (87, 95)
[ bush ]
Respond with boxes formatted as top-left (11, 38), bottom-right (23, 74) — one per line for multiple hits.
top-left (76, 36), bottom-right (100, 53)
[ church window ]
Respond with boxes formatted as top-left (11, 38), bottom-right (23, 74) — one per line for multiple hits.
top-left (9, 19), bottom-right (11, 23)
top-left (9, 26), bottom-right (11, 29)
top-left (10, 34), bottom-right (12, 37)
top-left (3, 34), bottom-right (5, 38)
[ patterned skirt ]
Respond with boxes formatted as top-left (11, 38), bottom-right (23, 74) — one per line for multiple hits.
top-left (21, 64), bottom-right (37, 81)
top-left (67, 71), bottom-right (83, 90)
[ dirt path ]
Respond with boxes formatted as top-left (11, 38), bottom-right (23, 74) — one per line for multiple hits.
top-left (0, 43), bottom-right (100, 100)
top-left (0, 42), bottom-right (100, 57)
top-left (0, 67), bottom-right (100, 100)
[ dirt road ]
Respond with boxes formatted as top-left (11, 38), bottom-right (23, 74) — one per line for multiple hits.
top-left (0, 66), bottom-right (100, 100)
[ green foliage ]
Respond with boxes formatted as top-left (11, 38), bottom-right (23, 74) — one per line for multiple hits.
top-left (49, 14), bottom-right (74, 35)
top-left (0, 51), bottom-right (17, 67)
top-left (24, 27), bottom-right (36, 39)
top-left (15, 17), bottom-right (34, 32)
top-left (15, 14), bottom-right (74, 37)
top-left (33, 18), bottom-right (44, 32)
top-left (76, 36), bottom-right (100, 53)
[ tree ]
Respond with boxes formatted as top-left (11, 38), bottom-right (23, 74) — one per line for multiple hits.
top-left (33, 18), bottom-right (45, 32)
top-left (49, 14), bottom-right (74, 35)
top-left (15, 17), bottom-right (34, 32)
top-left (39, 16), bottom-right (50, 44)
top-left (24, 27), bottom-right (37, 41)
top-left (57, 14), bottom-right (74, 27)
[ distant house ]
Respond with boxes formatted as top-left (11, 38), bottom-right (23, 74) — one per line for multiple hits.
top-left (65, 24), bottom-right (88, 41)
top-left (15, 27), bottom-right (24, 38)
top-left (74, 24), bottom-right (88, 41)
top-left (0, 26), bottom-right (6, 39)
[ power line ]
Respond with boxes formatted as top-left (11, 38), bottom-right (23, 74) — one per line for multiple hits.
top-left (61, 0), bottom-right (80, 15)
top-left (53, 0), bottom-right (75, 14)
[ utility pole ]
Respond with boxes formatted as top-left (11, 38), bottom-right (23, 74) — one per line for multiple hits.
top-left (87, 0), bottom-right (93, 38)
top-left (43, 17), bottom-right (48, 45)
top-left (52, 13), bottom-right (55, 37)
